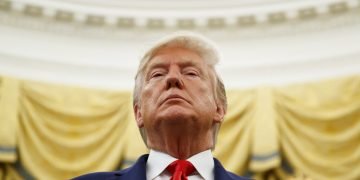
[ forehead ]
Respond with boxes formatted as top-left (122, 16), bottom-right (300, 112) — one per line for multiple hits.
top-left (146, 47), bottom-right (206, 69)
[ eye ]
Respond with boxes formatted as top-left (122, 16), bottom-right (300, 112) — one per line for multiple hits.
top-left (185, 70), bottom-right (199, 77)
top-left (151, 72), bottom-right (164, 78)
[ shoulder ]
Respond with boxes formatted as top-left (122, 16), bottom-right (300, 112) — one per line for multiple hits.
top-left (226, 171), bottom-right (252, 180)
top-left (71, 171), bottom-right (120, 180)
top-left (71, 154), bottom-right (149, 180)
top-left (71, 167), bottom-right (134, 180)
top-left (213, 158), bottom-right (252, 180)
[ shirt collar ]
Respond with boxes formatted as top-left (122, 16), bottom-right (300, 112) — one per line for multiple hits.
top-left (146, 149), bottom-right (214, 180)
top-left (188, 149), bottom-right (214, 180)
top-left (146, 149), bottom-right (177, 180)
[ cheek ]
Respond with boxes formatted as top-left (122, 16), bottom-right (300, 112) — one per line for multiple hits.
top-left (194, 84), bottom-right (217, 109)
top-left (141, 88), bottom-right (154, 106)
top-left (141, 83), bottom-right (161, 108)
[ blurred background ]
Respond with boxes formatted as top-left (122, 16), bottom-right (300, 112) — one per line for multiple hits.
top-left (0, 0), bottom-right (359, 179)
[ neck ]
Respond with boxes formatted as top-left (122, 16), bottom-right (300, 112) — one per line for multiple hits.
top-left (147, 129), bottom-right (213, 159)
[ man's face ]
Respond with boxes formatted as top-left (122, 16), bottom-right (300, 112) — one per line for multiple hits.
top-left (134, 47), bottom-right (224, 147)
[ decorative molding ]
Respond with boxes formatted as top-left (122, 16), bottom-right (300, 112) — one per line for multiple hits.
top-left (0, 0), bottom-right (359, 38)
top-left (0, 0), bottom-right (359, 90)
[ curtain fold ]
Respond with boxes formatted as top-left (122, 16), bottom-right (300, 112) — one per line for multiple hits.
top-left (249, 87), bottom-right (280, 172)
top-left (213, 90), bottom-right (254, 174)
top-left (0, 77), bottom-right (19, 163)
top-left (275, 76), bottom-right (360, 180)
top-left (17, 81), bottom-right (133, 179)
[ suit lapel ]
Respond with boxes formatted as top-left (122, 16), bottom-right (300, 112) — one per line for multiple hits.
top-left (114, 154), bottom-right (148, 180)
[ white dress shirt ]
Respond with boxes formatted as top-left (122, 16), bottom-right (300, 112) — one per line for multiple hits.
top-left (146, 149), bottom-right (215, 180)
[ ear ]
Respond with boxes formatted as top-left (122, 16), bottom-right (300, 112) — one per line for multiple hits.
top-left (213, 103), bottom-right (225, 124)
top-left (134, 104), bottom-right (144, 128)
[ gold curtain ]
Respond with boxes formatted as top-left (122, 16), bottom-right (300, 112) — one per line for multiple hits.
top-left (275, 76), bottom-right (360, 180)
top-left (212, 75), bottom-right (360, 179)
top-left (213, 89), bottom-right (254, 174)
top-left (1, 79), bottom-right (137, 179)
top-left (0, 77), bottom-right (19, 162)
top-left (214, 87), bottom-right (281, 176)
top-left (0, 75), bottom-right (359, 180)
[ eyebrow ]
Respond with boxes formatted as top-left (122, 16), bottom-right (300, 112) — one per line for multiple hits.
top-left (147, 57), bottom-right (203, 71)
top-left (146, 61), bottom-right (168, 72)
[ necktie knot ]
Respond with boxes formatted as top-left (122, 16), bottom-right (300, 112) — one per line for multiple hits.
top-left (166, 160), bottom-right (195, 180)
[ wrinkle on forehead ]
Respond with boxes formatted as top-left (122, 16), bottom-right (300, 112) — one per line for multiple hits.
top-left (147, 57), bottom-right (203, 70)
top-left (144, 48), bottom-right (207, 76)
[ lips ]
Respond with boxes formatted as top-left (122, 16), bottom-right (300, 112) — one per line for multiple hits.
top-left (161, 94), bottom-right (190, 105)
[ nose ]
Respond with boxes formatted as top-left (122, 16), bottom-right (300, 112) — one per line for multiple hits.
top-left (166, 68), bottom-right (184, 89)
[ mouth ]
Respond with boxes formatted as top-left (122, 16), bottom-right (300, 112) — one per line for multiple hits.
top-left (161, 94), bottom-right (190, 105)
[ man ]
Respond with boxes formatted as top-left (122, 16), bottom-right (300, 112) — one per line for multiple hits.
top-left (73, 32), bottom-right (248, 180)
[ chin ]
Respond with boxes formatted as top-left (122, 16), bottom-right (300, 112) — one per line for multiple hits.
top-left (158, 107), bottom-right (194, 123)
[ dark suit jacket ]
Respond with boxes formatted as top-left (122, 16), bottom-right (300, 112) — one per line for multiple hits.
top-left (73, 154), bottom-right (249, 180)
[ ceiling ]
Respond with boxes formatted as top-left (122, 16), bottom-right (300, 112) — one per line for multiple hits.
top-left (0, 0), bottom-right (359, 89)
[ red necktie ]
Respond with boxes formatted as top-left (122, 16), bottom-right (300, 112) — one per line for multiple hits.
top-left (166, 160), bottom-right (195, 180)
